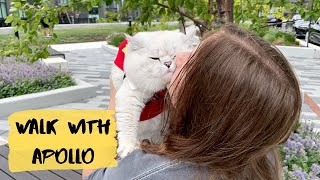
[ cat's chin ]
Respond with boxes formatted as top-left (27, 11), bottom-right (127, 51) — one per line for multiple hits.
top-left (163, 72), bottom-right (174, 83)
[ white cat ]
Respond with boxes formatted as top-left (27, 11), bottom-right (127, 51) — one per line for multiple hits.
top-left (111, 30), bottom-right (197, 159)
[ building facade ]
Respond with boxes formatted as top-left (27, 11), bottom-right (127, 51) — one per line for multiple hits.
top-left (0, 0), bottom-right (9, 27)
top-left (1, 0), bottom-right (139, 26)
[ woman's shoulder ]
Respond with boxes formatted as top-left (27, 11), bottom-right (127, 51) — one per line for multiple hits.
top-left (84, 149), bottom-right (208, 180)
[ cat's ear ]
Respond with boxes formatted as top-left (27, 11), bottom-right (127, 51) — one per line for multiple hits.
top-left (184, 29), bottom-right (199, 46)
top-left (125, 34), bottom-right (143, 51)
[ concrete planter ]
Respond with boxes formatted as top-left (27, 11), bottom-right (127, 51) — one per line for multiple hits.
top-left (0, 78), bottom-right (97, 118)
top-left (101, 44), bottom-right (118, 56)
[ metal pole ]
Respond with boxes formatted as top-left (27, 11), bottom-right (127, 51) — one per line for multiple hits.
top-left (307, 0), bottom-right (313, 47)
top-left (307, 17), bottom-right (311, 47)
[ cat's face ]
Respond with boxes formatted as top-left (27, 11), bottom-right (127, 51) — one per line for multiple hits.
top-left (124, 30), bottom-right (197, 92)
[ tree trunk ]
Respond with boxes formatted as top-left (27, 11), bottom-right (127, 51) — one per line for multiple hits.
top-left (65, 11), bottom-right (72, 24)
top-left (216, 0), bottom-right (223, 26)
top-left (226, 0), bottom-right (234, 23)
top-left (216, 0), bottom-right (234, 25)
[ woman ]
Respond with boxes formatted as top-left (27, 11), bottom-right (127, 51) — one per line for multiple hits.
top-left (83, 24), bottom-right (301, 179)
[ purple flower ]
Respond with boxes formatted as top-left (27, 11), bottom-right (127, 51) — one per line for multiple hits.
top-left (311, 164), bottom-right (320, 175)
top-left (282, 123), bottom-right (320, 180)
top-left (0, 60), bottom-right (71, 87)
top-left (294, 170), bottom-right (307, 180)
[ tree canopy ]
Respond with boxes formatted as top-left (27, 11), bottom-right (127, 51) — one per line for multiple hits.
top-left (1, 0), bottom-right (320, 62)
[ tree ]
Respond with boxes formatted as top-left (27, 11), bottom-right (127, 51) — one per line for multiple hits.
top-left (2, 0), bottom-right (319, 63)
top-left (234, 0), bottom-right (287, 34)
top-left (233, 0), bottom-right (320, 35)
top-left (1, 0), bottom-right (236, 62)
top-left (0, 0), bottom-right (107, 62)
top-left (118, 0), bottom-right (319, 36)
top-left (113, 0), bottom-right (235, 35)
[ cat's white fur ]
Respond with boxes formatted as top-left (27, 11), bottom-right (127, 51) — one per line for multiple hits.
top-left (111, 30), bottom-right (197, 159)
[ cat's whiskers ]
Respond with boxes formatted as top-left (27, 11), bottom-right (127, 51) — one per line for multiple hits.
top-left (142, 78), bottom-right (156, 96)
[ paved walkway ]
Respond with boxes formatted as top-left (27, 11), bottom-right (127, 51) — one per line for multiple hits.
top-left (45, 42), bottom-right (113, 110)
top-left (0, 144), bottom-right (83, 180)
top-left (0, 41), bottom-right (320, 141)
top-left (290, 56), bottom-right (320, 129)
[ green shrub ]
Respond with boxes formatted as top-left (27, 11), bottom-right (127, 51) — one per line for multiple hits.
top-left (0, 74), bottom-right (75, 99)
top-left (263, 32), bottom-right (277, 43)
top-left (106, 33), bottom-right (126, 47)
top-left (263, 29), bottom-right (299, 46)
top-left (97, 18), bottom-right (117, 23)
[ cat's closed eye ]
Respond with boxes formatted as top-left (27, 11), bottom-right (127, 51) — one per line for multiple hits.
top-left (149, 57), bottom-right (160, 61)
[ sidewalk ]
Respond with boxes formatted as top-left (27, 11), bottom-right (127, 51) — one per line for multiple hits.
top-left (290, 56), bottom-right (320, 131)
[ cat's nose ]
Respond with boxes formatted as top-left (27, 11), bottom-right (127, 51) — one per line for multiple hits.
top-left (164, 61), bottom-right (172, 68)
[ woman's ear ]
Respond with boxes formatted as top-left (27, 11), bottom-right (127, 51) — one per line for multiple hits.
top-left (125, 34), bottom-right (143, 51)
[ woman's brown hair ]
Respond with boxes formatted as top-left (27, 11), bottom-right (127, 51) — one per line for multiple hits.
top-left (141, 24), bottom-right (302, 179)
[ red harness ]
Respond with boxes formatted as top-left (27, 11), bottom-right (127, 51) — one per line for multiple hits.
top-left (114, 40), bottom-right (166, 121)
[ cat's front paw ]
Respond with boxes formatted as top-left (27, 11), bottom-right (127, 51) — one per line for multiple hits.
top-left (117, 140), bottom-right (139, 159)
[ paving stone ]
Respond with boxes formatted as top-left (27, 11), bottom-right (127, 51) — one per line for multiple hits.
top-left (0, 121), bottom-right (9, 131)
top-left (0, 136), bottom-right (7, 146)
top-left (0, 130), bottom-right (6, 135)
top-left (287, 57), bottom-right (320, 123)
top-left (0, 131), bottom-right (8, 139)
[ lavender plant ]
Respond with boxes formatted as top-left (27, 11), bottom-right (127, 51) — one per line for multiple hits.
top-left (0, 60), bottom-right (75, 99)
top-left (281, 123), bottom-right (320, 180)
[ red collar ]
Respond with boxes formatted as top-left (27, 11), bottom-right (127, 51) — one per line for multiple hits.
top-left (114, 40), bottom-right (166, 121)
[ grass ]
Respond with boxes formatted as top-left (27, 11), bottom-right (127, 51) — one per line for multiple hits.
top-left (147, 24), bottom-right (179, 31)
top-left (0, 34), bottom-right (14, 42)
top-left (0, 26), bottom-right (127, 46)
top-left (0, 34), bottom-right (15, 47)
top-left (53, 26), bottom-right (127, 44)
top-left (0, 24), bottom-right (179, 46)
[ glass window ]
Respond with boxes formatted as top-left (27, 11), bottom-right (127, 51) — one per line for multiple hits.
top-left (89, 7), bottom-right (99, 15)
top-left (59, 0), bottom-right (68, 5)
top-left (0, 2), bottom-right (7, 18)
top-left (18, 10), bottom-right (26, 18)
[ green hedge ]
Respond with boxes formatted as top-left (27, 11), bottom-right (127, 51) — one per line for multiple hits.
top-left (0, 74), bottom-right (75, 99)
top-left (263, 29), bottom-right (299, 46)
